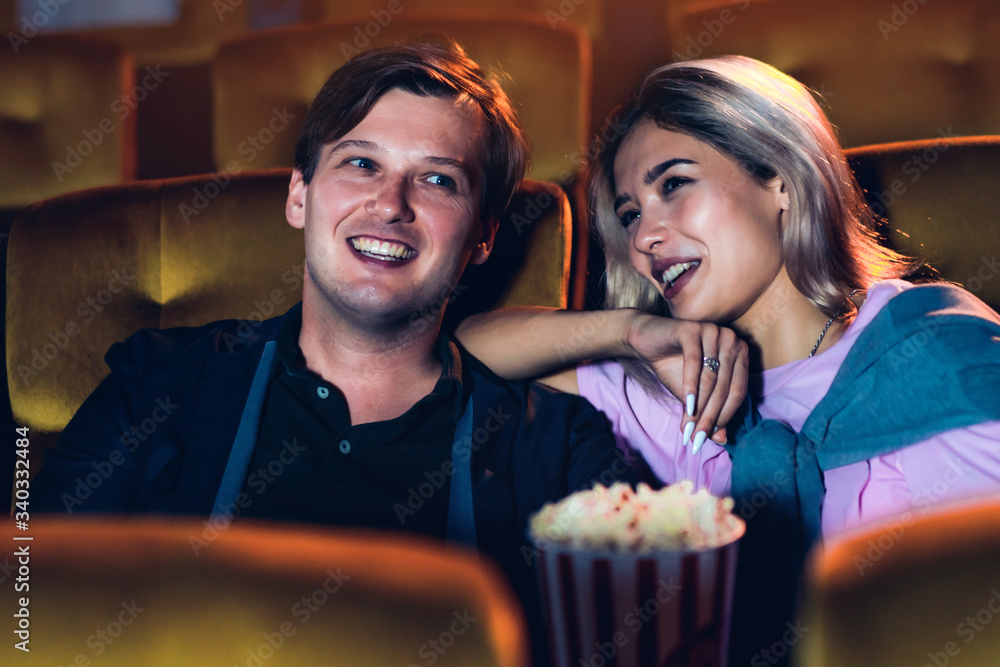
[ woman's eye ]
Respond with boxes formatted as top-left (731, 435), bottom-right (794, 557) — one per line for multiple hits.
top-left (426, 174), bottom-right (455, 188)
top-left (348, 157), bottom-right (375, 170)
top-left (618, 209), bottom-right (639, 228)
top-left (662, 176), bottom-right (690, 195)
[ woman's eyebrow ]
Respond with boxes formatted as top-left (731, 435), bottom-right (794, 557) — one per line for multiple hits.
top-left (644, 158), bottom-right (696, 186)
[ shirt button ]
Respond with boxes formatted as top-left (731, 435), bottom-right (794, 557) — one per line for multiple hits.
top-left (317, 387), bottom-right (329, 399)
top-left (339, 439), bottom-right (351, 454)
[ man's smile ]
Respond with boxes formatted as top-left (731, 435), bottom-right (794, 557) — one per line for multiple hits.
top-left (349, 236), bottom-right (417, 261)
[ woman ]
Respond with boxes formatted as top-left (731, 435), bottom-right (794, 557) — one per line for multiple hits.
top-left (457, 55), bottom-right (1000, 662)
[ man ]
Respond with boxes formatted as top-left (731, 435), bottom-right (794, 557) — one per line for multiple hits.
top-left (33, 42), bottom-right (632, 655)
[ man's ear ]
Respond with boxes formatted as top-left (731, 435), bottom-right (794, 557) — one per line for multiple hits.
top-left (469, 216), bottom-right (499, 265)
top-left (286, 169), bottom-right (307, 230)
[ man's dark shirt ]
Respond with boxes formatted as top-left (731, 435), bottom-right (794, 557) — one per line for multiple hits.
top-left (30, 304), bottom-right (636, 663)
top-left (245, 304), bottom-right (456, 537)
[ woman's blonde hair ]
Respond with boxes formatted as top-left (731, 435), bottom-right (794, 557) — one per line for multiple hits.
top-left (591, 55), bottom-right (913, 321)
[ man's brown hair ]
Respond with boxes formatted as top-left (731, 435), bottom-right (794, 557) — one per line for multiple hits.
top-left (294, 41), bottom-right (528, 225)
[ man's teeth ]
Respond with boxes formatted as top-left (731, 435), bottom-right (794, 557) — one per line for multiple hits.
top-left (661, 261), bottom-right (699, 285)
top-left (351, 238), bottom-right (415, 261)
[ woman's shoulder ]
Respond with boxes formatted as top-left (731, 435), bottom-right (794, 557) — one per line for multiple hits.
top-left (865, 278), bottom-right (1000, 325)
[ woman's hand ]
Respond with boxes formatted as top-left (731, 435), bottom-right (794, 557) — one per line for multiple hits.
top-left (625, 314), bottom-right (749, 450)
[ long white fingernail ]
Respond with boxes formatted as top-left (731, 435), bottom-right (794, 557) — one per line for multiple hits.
top-left (693, 431), bottom-right (707, 454)
top-left (683, 421), bottom-right (695, 446)
top-left (686, 394), bottom-right (695, 416)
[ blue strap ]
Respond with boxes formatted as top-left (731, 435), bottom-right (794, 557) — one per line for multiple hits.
top-left (210, 341), bottom-right (277, 519)
top-left (210, 339), bottom-right (477, 547)
top-left (446, 395), bottom-right (477, 548)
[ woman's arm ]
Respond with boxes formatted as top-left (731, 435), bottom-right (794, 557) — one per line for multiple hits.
top-left (456, 307), bottom-right (748, 446)
top-left (455, 307), bottom-right (636, 381)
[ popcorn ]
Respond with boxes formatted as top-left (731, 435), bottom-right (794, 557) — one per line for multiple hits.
top-left (529, 481), bottom-right (745, 553)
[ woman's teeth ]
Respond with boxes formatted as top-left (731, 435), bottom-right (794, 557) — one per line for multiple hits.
top-left (351, 238), bottom-right (415, 261)
top-left (661, 261), bottom-right (699, 286)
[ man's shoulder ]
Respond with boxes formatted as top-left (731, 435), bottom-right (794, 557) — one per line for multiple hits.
top-left (109, 305), bottom-right (294, 368)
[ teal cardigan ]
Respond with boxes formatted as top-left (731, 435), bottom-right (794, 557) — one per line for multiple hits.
top-left (725, 283), bottom-right (1000, 666)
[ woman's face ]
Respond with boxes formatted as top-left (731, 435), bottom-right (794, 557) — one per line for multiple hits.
top-left (612, 120), bottom-right (787, 327)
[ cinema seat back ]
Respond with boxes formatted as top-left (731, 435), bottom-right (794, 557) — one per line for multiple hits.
top-left (799, 496), bottom-right (1000, 665)
top-left (846, 136), bottom-right (1000, 313)
top-left (0, 35), bottom-right (136, 210)
top-left (211, 12), bottom-right (591, 185)
top-left (9, 518), bottom-right (528, 666)
top-left (665, 0), bottom-right (1000, 148)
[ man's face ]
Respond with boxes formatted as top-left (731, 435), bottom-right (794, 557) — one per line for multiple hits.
top-left (286, 88), bottom-right (493, 331)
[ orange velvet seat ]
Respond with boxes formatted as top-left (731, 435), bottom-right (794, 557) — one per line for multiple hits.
top-left (845, 135), bottom-right (1000, 312)
top-left (211, 13), bottom-right (592, 186)
top-left (665, 0), bottom-right (1000, 148)
top-left (5, 518), bottom-right (528, 666)
top-left (6, 170), bottom-right (571, 462)
top-left (799, 495), bottom-right (1000, 665)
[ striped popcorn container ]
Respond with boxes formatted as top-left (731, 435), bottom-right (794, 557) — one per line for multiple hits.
top-left (533, 540), bottom-right (741, 667)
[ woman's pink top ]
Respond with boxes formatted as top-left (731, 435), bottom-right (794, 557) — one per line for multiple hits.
top-left (577, 280), bottom-right (1000, 537)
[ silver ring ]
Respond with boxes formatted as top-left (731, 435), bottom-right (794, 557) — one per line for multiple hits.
top-left (702, 356), bottom-right (720, 372)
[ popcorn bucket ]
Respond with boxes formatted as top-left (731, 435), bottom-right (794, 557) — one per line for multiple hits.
top-left (532, 539), bottom-right (741, 667)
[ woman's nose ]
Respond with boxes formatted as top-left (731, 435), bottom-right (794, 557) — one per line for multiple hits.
top-left (632, 210), bottom-right (669, 253)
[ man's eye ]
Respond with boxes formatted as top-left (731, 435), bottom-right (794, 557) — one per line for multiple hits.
top-left (427, 174), bottom-right (455, 188)
top-left (618, 210), bottom-right (639, 228)
top-left (348, 158), bottom-right (375, 170)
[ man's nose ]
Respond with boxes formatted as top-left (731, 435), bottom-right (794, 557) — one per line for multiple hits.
top-left (366, 177), bottom-right (414, 224)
